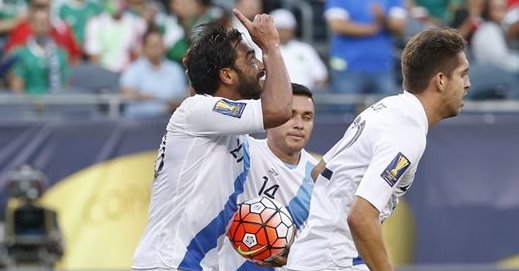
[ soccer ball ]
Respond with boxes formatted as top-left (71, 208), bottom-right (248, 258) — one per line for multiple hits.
top-left (227, 196), bottom-right (296, 261)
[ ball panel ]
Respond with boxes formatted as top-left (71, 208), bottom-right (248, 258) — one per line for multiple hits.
top-left (227, 197), bottom-right (296, 262)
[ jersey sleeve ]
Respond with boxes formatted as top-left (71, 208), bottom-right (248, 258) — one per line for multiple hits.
top-left (355, 122), bottom-right (425, 212)
top-left (324, 0), bottom-right (349, 21)
top-left (387, 0), bottom-right (407, 19)
top-left (184, 96), bottom-right (264, 135)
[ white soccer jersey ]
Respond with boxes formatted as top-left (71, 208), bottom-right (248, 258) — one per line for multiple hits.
top-left (219, 138), bottom-right (318, 271)
top-left (133, 94), bottom-right (265, 271)
top-left (286, 91), bottom-right (428, 271)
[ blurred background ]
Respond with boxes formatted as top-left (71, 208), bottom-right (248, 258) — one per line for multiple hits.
top-left (0, 0), bottom-right (519, 270)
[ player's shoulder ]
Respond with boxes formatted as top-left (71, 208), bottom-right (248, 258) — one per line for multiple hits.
top-left (247, 137), bottom-right (273, 158)
top-left (368, 93), bottom-right (425, 125)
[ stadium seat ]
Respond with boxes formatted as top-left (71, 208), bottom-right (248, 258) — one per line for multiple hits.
top-left (466, 62), bottom-right (518, 100)
top-left (68, 63), bottom-right (120, 94)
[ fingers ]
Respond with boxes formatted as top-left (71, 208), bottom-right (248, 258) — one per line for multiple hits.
top-left (253, 255), bottom-right (287, 267)
top-left (233, 9), bottom-right (252, 29)
top-left (234, 9), bottom-right (272, 29)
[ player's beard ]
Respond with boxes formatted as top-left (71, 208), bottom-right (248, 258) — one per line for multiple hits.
top-left (235, 68), bottom-right (261, 100)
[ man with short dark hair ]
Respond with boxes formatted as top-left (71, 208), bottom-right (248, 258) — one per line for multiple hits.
top-left (133, 9), bottom-right (292, 271)
top-left (219, 83), bottom-right (317, 270)
top-left (286, 27), bottom-right (471, 271)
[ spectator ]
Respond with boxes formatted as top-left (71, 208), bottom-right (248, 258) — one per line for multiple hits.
top-left (8, 9), bottom-right (69, 95)
top-left (472, 0), bottom-right (519, 73)
top-left (270, 9), bottom-right (328, 89)
top-left (0, 2), bottom-right (27, 48)
top-left (408, 0), bottom-right (463, 26)
top-left (58, 0), bottom-right (103, 52)
top-left (156, 0), bottom-right (186, 64)
top-left (162, 0), bottom-right (225, 63)
top-left (127, 0), bottom-right (166, 25)
top-left (84, 0), bottom-right (147, 72)
top-left (325, 0), bottom-right (406, 95)
top-left (5, 0), bottom-right (82, 64)
top-left (0, 2), bottom-right (27, 86)
top-left (120, 28), bottom-right (187, 118)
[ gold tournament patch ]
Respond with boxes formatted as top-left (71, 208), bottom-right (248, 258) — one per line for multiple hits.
top-left (381, 152), bottom-right (411, 187)
top-left (213, 99), bottom-right (247, 118)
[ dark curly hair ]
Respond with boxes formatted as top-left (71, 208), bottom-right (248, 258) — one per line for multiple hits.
top-left (183, 22), bottom-right (243, 95)
top-left (401, 28), bottom-right (466, 94)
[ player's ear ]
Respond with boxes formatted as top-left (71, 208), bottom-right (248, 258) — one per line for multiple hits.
top-left (219, 67), bottom-right (234, 85)
top-left (435, 72), bottom-right (447, 92)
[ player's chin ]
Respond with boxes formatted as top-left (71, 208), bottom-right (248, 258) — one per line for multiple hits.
top-left (286, 140), bottom-right (305, 152)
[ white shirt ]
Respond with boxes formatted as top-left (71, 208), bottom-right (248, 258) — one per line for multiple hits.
top-left (219, 138), bottom-right (317, 271)
top-left (85, 12), bottom-right (146, 72)
top-left (280, 40), bottom-right (328, 89)
top-left (471, 22), bottom-right (519, 73)
top-left (286, 91), bottom-right (428, 271)
top-left (133, 94), bottom-right (264, 271)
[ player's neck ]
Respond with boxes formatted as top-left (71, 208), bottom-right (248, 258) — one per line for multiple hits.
top-left (214, 87), bottom-right (242, 100)
top-left (267, 140), bottom-right (300, 165)
top-left (414, 92), bottom-right (442, 128)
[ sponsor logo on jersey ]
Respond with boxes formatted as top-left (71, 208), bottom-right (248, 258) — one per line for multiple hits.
top-left (213, 99), bottom-right (246, 118)
top-left (381, 152), bottom-right (410, 187)
top-left (237, 245), bottom-right (266, 256)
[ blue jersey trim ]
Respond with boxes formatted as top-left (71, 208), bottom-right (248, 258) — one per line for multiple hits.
top-left (178, 140), bottom-right (251, 270)
top-left (285, 161), bottom-right (315, 229)
top-left (353, 256), bottom-right (364, 266)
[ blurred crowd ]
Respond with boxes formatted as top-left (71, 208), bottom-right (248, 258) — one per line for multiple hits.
top-left (0, 0), bottom-right (518, 119)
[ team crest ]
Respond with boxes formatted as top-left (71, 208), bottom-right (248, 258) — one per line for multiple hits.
top-left (213, 99), bottom-right (246, 118)
top-left (381, 152), bottom-right (411, 187)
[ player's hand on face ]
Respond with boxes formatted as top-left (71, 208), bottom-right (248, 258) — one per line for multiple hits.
top-left (233, 8), bottom-right (280, 51)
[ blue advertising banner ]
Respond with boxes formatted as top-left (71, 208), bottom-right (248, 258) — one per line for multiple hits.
top-left (0, 112), bottom-right (518, 268)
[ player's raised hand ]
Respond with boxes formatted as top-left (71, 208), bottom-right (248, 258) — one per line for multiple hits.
top-left (233, 8), bottom-right (280, 52)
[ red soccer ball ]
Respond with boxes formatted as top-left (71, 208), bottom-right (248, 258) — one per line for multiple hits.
top-left (227, 196), bottom-right (296, 261)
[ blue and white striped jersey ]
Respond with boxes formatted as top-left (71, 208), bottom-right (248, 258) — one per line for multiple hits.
top-left (219, 138), bottom-right (317, 271)
top-left (133, 94), bottom-right (264, 271)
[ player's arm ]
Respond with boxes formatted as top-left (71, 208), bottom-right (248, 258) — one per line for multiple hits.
top-left (311, 160), bottom-right (326, 181)
top-left (351, 123), bottom-right (425, 271)
top-left (348, 196), bottom-right (393, 271)
top-left (233, 9), bottom-right (292, 129)
top-left (326, 15), bottom-right (380, 37)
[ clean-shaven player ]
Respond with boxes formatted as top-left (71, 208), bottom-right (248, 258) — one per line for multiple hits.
top-left (133, 10), bottom-right (292, 271)
top-left (219, 83), bottom-right (317, 271)
top-left (286, 28), bottom-right (470, 271)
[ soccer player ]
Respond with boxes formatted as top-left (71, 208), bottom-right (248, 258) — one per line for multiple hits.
top-left (132, 9), bottom-right (292, 271)
top-left (286, 28), bottom-right (471, 271)
top-left (219, 83), bottom-right (317, 270)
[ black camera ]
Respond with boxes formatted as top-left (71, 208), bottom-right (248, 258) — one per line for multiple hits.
top-left (2, 165), bottom-right (63, 267)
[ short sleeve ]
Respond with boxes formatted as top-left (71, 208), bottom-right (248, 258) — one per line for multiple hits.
top-left (324, 0), bottom-right (350, 21)
top-left (355, 123), bottom-right (425, 212)
top-left (184, 96), bottom-right (264, 135)
top-left (387, 0), bottom-right (407, 19)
